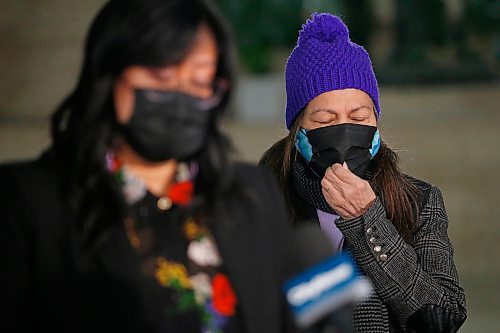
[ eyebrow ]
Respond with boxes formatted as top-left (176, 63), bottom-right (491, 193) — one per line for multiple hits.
top-left (310, 108), bottom-right (335, 114)
top-left (310, 105), bottom-right (373, 114)
top-left (350, 106), bottom-right (373, 112)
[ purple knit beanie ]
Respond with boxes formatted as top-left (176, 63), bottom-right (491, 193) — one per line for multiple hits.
top-left (285, 13), bottom-right (380, 129)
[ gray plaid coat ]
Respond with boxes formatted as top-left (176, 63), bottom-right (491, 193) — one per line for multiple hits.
top-left (335, 180), bottom-right (467, 332)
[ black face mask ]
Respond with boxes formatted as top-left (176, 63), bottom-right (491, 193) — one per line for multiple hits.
top-left (295, 123), bottom-right (380, 178)
top-left (119, 88), bottom-right (223, 162)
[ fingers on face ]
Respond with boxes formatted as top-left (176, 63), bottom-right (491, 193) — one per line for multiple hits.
top-left (321, 177), bottom-right (332, 192)
top-left (332, 164), bottom-right (359, 185)
top-left (321, 178), bottom-right (341, 202)
top-left (321, 178), bottom-right (344, 204)
top-left (321, 187), bottom-right (351, 218)
top-left (324, 164), bottom-right (346, 185)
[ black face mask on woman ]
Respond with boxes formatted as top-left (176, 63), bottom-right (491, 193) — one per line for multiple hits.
top-left (295, 123), bottom-right (381, 178)
top-left (119, 88), bottom-right (223, 162)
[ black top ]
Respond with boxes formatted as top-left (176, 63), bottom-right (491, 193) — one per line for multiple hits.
top-left (0, 152), bottom-right (299, 333)
top-left (88, 189), bottom-right (244, 333)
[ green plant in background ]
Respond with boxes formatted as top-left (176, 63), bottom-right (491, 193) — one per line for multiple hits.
top-left (216, 0), bottom-right (497, 79)
top-left (335, 0), bottom-right (374, 48)
top-left (464, 0), bottom-right (499, 35)
top-left (216, 0), bottom-right (303, 73)
top-left (216, 0), bottom-right (369, 73)
top-left (391, 0), bottom-right (448, 65)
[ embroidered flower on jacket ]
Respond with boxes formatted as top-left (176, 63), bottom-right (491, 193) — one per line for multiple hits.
top-left (167, 180), bottom-right (194, 205)
top-left (155, 257), bottom-right (192, 289)
top-left (211, 273), bottom-right (237, 317)
top-left (183, 218), bottom-right (203, 240)
top-left (190, 273), bottom-right (213, 304)
top-left (187, 236), bottom-right (222, 267)
top-left (121, 165), bottom-right (148, 204)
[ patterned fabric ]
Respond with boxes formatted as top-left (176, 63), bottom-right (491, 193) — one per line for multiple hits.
top-left (152, 219), bottom-right (238, 332)
top-left (110, 157), bottom-right (238, 333)
top-left (334, 183), bottom-right (467, 332)
top-left (0, 155), bottom-right (297, 332)
top-left (292, 156), bottom-right (336, 214)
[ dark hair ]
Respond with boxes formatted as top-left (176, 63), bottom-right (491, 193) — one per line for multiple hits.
top-left (50, 0), bottom-right (237, 251)
top-left (259, 115), bottom-right (420, 242)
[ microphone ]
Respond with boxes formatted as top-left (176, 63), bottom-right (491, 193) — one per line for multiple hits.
top-left (285, 223), bottom-right (372, 331)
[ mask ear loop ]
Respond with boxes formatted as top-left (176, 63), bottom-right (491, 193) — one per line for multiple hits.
top-left (295, 128), bottom-right (323, 177)
top-left (140, 89), bottom-right (178, 103)
top-left (194, 79), bottom-right (229, 111)
top-left (369, 129), bottom-right (380, 158)
top-left (295, 128), bottom-right (313, 162)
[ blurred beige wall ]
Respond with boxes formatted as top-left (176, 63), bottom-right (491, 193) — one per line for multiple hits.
top-left (0, 0), bottom-right (106, 120)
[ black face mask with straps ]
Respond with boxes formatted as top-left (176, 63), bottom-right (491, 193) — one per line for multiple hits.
top-left (295, 123), bottom-right (380, 178)
top-left (119, 87), bottom-right (224, 162)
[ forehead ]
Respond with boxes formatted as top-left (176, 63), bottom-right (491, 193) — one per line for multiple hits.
top-left (182, 25), bottom-right (218, 63)
top-left (307, 89), bottom-right (373, 110)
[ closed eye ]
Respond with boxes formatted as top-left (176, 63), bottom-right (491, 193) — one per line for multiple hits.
top-left (349, 107), bottom-right (372, 121)
top-left (310, 110), bottom-right (336, 123)
top-left (313, 116), bottom-right (335, 124)
top-left (149, 67), bottom-right (176, 81)
top-left (351, 117), bottom-right (368, 122)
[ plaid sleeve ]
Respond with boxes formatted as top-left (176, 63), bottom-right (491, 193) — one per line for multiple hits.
top-left (335, 186), bottom-right (467, 328)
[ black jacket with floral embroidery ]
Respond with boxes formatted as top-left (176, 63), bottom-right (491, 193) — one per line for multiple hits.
top-left (0, 152), bottom-right (300, 333)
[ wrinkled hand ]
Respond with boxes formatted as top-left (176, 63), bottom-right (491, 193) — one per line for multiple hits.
top-left (321, 163), bottom-right (376, 220)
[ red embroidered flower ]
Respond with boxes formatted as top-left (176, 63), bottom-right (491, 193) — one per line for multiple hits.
top-left (212, 273), bottom-right (237, 317)
top-left (109, 155), bottom-right (123, 172)
top-left (168, 181), bottom-right (194, 205)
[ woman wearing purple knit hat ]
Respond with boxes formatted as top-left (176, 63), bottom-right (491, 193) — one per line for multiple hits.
top-left (260, 13), bottom-right (466, 332)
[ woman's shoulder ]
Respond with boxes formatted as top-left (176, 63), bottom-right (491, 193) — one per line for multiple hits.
top-left (0, 151), bottom-right (65, 248)
top-left (234, 162), bottom-right (277, 187)
top-left (234, 161), bottom-right (266, 173)
top-left (403, 175), bottom-right (449, 227)
top-left (404, 174), bottom-right (433, 189)
top-left (231, 161), bottom-right (285, 208)
top-left (403, 174), bottom-right (435, 208)
top-left (1, 154), bottom-right (45, 175)
top-left (0, 150), bottom-right (59, 190)
top-left (0, 150), bottom-right (63, 209)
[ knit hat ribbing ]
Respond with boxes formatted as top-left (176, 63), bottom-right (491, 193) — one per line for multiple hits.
top-left (285, 13), bottom-right (380, 130)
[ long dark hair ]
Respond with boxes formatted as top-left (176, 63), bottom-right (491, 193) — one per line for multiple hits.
top-left (50, 0), bottom-right (237, 251)
top-left (259, 113), bottom-right (421, 242)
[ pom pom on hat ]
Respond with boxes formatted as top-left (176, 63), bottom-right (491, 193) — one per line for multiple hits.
top-left (298, 13), bottom-right (349, 45)
top-left (285, 13), bottom-right (380, 130)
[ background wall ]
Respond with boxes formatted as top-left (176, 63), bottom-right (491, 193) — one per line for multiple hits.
top-left (0, 1), bottom-right (498, 330)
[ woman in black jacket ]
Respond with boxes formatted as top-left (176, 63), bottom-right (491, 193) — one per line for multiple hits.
top-left (0, 1), bottom-right (299, 332)
top-left (260, 13), bottom-right (467, 333)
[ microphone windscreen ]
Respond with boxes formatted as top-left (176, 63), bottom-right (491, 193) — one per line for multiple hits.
top-left (283, 222), bottom-right (373, 329)
top-left (287, 222), bottom-right (334, 273)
